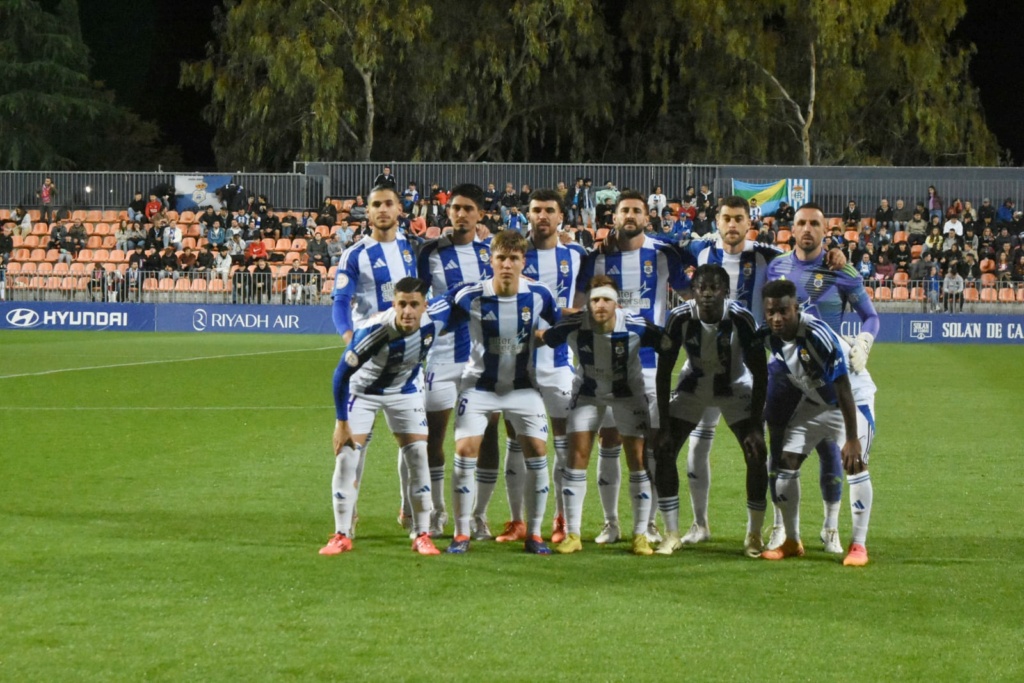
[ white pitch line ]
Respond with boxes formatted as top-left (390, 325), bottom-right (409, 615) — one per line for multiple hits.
top-left (0, 345), bottom-right (341, 380)
top-left (1, 406), bottom-right (334, 411)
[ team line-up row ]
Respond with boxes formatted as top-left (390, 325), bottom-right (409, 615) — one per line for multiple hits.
top-left (319, 184), bottom-right (878, 567)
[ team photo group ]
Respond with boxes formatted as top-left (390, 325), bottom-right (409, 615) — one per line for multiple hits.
top-left (321, 181), bottom-right (879, 567)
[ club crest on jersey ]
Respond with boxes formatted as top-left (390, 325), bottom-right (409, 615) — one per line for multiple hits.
top-left (344, 350), bottom-right (360, 367)
top-left (335, 273), bottom-right (350, 289)
top-left (521, 306), bottom-right (531, 323)
top-left (423, 334), bottom-right (434, 348)
top-left (799, 348), bottom-right (810, 363)
top-left (812, 274), bottom-right (824, 290)
top-left (478, 249), bottom-right (489, 262)
top-left (402, 249), bottom-right (413, 264)
top-left (559, 259), bottom-right (569, 275)
top-left (643, 260), bottom-right (653, 276)
top-left (743, 263), bottom-right (753, 277)
top-left (613, 341), bottom-right (626, 356)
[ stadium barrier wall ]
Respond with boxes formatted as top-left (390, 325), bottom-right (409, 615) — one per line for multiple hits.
top-left (2, 302), bottom-right (1022, 344)
top-left (0, 302), bottom-right (336, 335)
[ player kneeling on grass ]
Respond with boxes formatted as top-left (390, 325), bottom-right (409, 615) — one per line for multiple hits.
top-left (653, 264), bottom-right (768, 557)
top-left (537, 276), bottom-right (664, 556)
top-left (759, 279), bottom-right (875, 567)
top-left (320, 277), bottom-right (441, 557)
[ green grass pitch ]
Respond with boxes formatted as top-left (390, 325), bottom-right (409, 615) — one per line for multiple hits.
top-left (1, 331), bottom-right (1022, 681)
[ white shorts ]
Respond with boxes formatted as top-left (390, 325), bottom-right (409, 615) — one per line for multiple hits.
top-left (599, 368), bottom-right (659, 431)
top-left (424, 362), bottom-right (462, 412)
top-left (347, 391), bottom-right (428, 437)
top-left (454, 387), bottom-right (549, 442)
top-left (780, 399), bottom-right (845, 455)
top-left (569, 395), bottom-right (650, 438)
top-left (669, 381), bottom-right (753, 427)
top-left (535, 365), bottom-right (575, 420)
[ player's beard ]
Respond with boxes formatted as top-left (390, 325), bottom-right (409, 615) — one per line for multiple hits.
top-left (617, 220), bottom-right (644, 238)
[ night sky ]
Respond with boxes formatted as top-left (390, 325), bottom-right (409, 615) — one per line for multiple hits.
top-left (77, 0), bottom-right (1024, 169)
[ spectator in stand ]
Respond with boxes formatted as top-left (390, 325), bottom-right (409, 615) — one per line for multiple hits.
top-left (206, 221), bottom-right (226, 249)
top-left (996, 198), bottom-right (1016, 226)
top-left (244, 235), bottom-right (269, 265)
top-left (692, 209), bottom-right (713, 236)
top-left (37, 177), bottom-right (57, 225)
top-left (943, 214), bottom-right (964, 238)
top-left (194, 244), bottom-right (215, 277)
top-left (327, 232), bottom-right (344, 266)
top-left (775, 200), bottom-right (795, 228)
top-left (673, 209), bottom-right (693, 239)
top-left (159, 247), bottom-right (180, 281)
top-left (128, 244), bottom-right (146, 268)
top-left (841, 236), bottom-right (861, 266)
top-left (373, 166), bottom-right (397, 189)
top-left (518, 184), bottom-right (532, 210)
top-left (962, 253), bottom-right (981, 288)
top-left (302, 261), bottom-right (322, 303)
top-left (296, 210), bottom-right (315, 238)
top-left (198, 206), bottom-right (217, 235)
top-left (483, 183), bottom-right (499, 213)
top-left (114, 220), bottom-right (130, 252)
top-left (942, 266), bottom-right (964, 313)
top-left (410, 197), bottom-right (428, 221)
top-left (945, 197), bottom-right (964, 221)
top-left (748, 198), bottom-right (763, 228)
top-left (505, 205), bottom-right (527, 233)
top-left (162, 221), bottom-right (182, 251)
top-left (678, 199), bottom-right (697, 221)
top-left (317, 198), bottom-right (338, 227)
top-left (87, 263), bottom-right (109, 301)
top-left (926, 265), bottom-right (942, 311)
top-left (426, 198), bottom-right (447, 228)
top-left (145, 217), bottom-right (164, 249)
top-left (925, 186), bottom-right (943, 222)
top-left (942, 243), bottom-right (965, 276)
top-left (648, 186), bottom-right (668, 216)
top-left (871, 225), bottom-right (893, 253)
top-left (874, 253), bottom-right (895, 283)
top-left (857, 253), bottom-right (875, 283)
top-left (54, 234), bottom-right (73, 265)
top-left (892, 199), bottom-right (913, 232)
top-left (910, 251), bottom-right (934, 283)
top-left (994, 226), bottom-right (1015, 253)
top-left (1013, 254), bottom-right (1024, 283)
top-left (214, 245), bottom-right (233, 283)
top-left (334, 223), bottom-right (354, 249)
top-left (68, 217), bottom-right (87, 243)
top-left (595, 180), bottom-right (620, 206)
top-left (12, 206), bottom-right (32, 237)
top-left (962, 201), bottom-right (978, 230)
top-left (144, 193), bottom-right (163, 223)
top-left (306, 230), bottom-right (330, 267)
top-left (827, 224), bottom-right (846, 250)
top-left (251, 257), bottom-right (273, 304)
top-left (122, 261), bottom-right (144, 302)
top-left (401, 183), bottom-right (420, 214)
top-left (697, 183), bottom-right (714, 213)
top-left (891, 241), bottom-right (912, 274)
top-left (349, 195), bottom-right (368, 223)
top-left (578, 178), bottom-right (596, 229)
top-left (757, 218), bottom-right (776, 245)
top-left (143, 246), bottom-right (162, 274)
top-left (0, 225), bottom-right (12, 264)
top-left (875, 198), bottom-right (894, 231)
top-left (499, 182), bottom-right (519, 224)
top-left (683, 185), bottom-right (697, 205)
top-left (842, 200), bottom-right (861, 227)
top-left (977, 197), bottom-right (996, 223)
top-left (226, 234), bottom-right (245, 265)
top-left (647, 208), bottom-right (663, 236)
top-left (126, 222), bottom-right (145, 251)
top-left (284, 259), bottom-right (308, 304)
top-left (978, 223), bottom-right (997, 258)
top-left (906, 210), bottom-right (928, 246)
top-left (178, 246), bottom-right (197, 274)
top-left (127, 191), bottom-right (147, 224)
top-left (278, 212), bottom-right (297, 239)
top-left (962, 227), bottom-right (979, 259)
top-left (923, 219), bottom-right (944, 253)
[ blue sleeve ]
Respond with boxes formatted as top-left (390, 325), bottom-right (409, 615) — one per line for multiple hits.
top-left (416, 242), bottom-right (434, 290)
top-left (575, 255), bottom-right (595, 300)
top-left (662, 245), bottom-right (691, 291)
top-left (810, 324), bottom-right (847, 383)
top-left (331, 252), bottom-right (360, 337)
top-left (332, 352), bottom-right (359, 420)
top-left (428, 291), bottom-right (469, 334)
top-left (838, 265), bottom-right (881, 337)
top-left (544, 313), bottom-right (580, 348)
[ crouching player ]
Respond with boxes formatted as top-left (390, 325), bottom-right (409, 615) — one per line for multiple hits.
top-left (319, 277), bottom-right (441, 557)
top-left (536, 276), bottom-right (664, 556)
top-left (759, 280), bottom-right (875, 566)
top-left (653, 265), bottom-right (769, 557)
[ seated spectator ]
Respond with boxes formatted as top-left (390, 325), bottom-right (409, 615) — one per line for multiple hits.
top-left (401, 184), bottom-right (420, 214)
top-left (923, 223), bottom-right (944, 254)
top-left (892, 198), bottom-right (914, 232)
top-left (962, 201), bottom-right (978, 230)
top-left (126, 222), bottom-right (146, 251)
top-left (648, 186), bottom-right (668, 216)
top-left (483, 183), bottom-right (499, 213)
top-left (909, 251), bottom-right (934, 283)
top-left (326, 233), bottom-right (344, 266)
top-left (842, 200), bottom-right (861, 227)
top-left (56, 233), bottom-right (75, 265)
top-left (162, 221), bottom-right (182, 251)
top-left (206, 222), bottom-right (227, 249)
top-left (827, 224), bottom-right (846, 250)
top-left (875, 198), bottom-right (894, 231)
top-left (891, 241), bottom-right (912, 273)
top-left (334, 224), bottom-right (354, 250)
top-left (678, 199), bottom-right (697, 221)
top-left (283, 259), bottom-right (309, 304)
top-left (872, 225), bottom-right (893, 252)
top-left (994, 226), bottom-right (1016, 253)
top-left (945, 197), bottom-right (964, 221)
top-left (874, 253), bottom-right (895, 283)
top-left (251, 257), bottom-right (273, 304)
top-left (774, 200), bottom-right (794, 227)
top-left (498, 183), bottom-right (518, 224)
top-left (692, 209), bottom-right (713, 236)
top-left (426, 199), bottom-right (447, 228)
top-left (214, 245), bottom-right (233, 283)
top-left (978, 225), bottom-right (997, 259)
top-left (305, 231), bottom-right (330, 267)
top-left (517, 183), bottom-right (531, 210)
top-left (961, 227), bottom-right (979, 258)
top-left (960, 253), bottom-right (980, 286)
top-left (906, 210), bottom-right (928, 246)
top-left (595, 181), bottom-right (620, 206)
top-left (143, 247), bottom-right (162, 274)
top-left (942, 267), bottom-right (964, 313)
top-left (748, 198), bottom-right (763, 228)
top-left (569, 225), bottom-right (594, 250)
top-left (943, 243), bottom-right (965, 273)
top-left (977, 197), bottom-right (996, 223)
top-left (595, 198), bottom-right (615, 228)
top-left (244, 236), bottom-right (269, 265)
top-left (996, 198), bottom-right (1016, 225)
top-left (193, 244), bottom-right (215, 276)
top-left (198, 206), bottom-right (218, 235)
top-left (647, 208), bottom-right (662, 236)
top-left (672, 211), bottom-right (693, 241)
top-left (122, 261), bottom-right (144, 302)
top-left (841, 239), bottom-right (861, 267)
top-left (158, 247), bottom-right (180, 280)
top-left (144, 194), bottom-right (163, 223)
top-left (124, 193), bottom-right (146, 224)
top-left (1013, 254), bottom-right (1024, 283)
top-left (87, 263), bottom-right (108, 301)
top-left (348, 195), bottom-right (368, 223)
top-left (757, 221), bottom-right (776, 245)
top-left (226, 233), bottom-right (246, 264)
top-left (128, 243), bottom-right (146, 268)
top-left (316, 198), bottom-right (338, 227)
top-left (114, 220), bottom-right (131, 252)
top-left (0, 225), bottom-right (12, 265)
top-left (943, 215), bottom-right (964, 238)
top-left (12, 205), bottom-right (33, 237)
top-left (857, 253), bottom-right (875, 282)
top-left (294, 210), bottom-right (315, 238)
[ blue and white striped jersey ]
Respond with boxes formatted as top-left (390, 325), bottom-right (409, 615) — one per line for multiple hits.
top-left (428, 277), bottom-right (560, 394)
top-left (763, 312), bottom-right (874, 407)
top-left (577, 236), bottom-right (692, 368)
top-left (543, 308), bottom-right (662, 400)
top-left (333, 308), bottom-right (438, 420)
top-left (524, 240), bottom-right (587, 371)
top-left (417, 236), bottom-right (492, 365)
top-left (332, 235), bottom-right (418, 337)
top-left (662, 299), bottom-right (759, 396)
top-left (688, 237), bottom-right (781, 321)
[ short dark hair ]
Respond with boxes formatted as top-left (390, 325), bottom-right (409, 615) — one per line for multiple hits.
top-left (692, 264), bottom-right (730, 292)
top-left (368, 184), bottom-right (400, 202)
top-left (721, 195), bottom-right (750, 212)
top-left (762, 279), bottom-right (797, 300)
top-left (448, 183), bottom-right (485, 210)
top-left (394, 276), bottom-right (429, 296)
top-left (796, 202), bottom-right (825, 215)
top-left (614, 189), bottom-right (646, 210)
top-left (528, 188), bottom-right (564, 214)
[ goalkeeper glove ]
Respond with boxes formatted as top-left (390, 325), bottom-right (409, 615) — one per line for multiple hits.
top-left (845, 332), bottom-right (874, 373)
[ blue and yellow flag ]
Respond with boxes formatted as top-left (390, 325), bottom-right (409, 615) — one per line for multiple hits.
top-left (731, 179), bottom-right (788, 216)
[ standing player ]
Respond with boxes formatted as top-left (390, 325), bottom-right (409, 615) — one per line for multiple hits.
top-left (416, 183), bottom-right (494, 537)
top-left (653, 265), bottom-right (768, 557)
top-left (538, 276), bottom-right (662, 556)
top-left (489, 188), bottom-right (587, 545)
top-left (759, 280), bottom-right (875, 566)
top-left (333, 184), bottom-right (420, 533)
top-left (428, 230), bottom-right (560, 555)
top-left (574, 189), bottom-right (692, 544)
top-left (320, 277), bottom-right (440, 557)
top-left (764, 202), bottom-right (879, 554)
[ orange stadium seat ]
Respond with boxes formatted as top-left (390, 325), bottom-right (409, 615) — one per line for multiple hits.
top-left (19, 262), bottom-right (37, 275)
top-left (102, 210), bottom-right (119, 222)
top-left (980, 287), bottom-right (998, 303)
top-left (860, 217), bottom-right (875, 230)
top-left (37, 262), bottom-right (53, 275)
top-left (45, 249), bottom-right (60, 261)
top-left (425, 227), bottom-right (441, 239)
top-left (275, 238), bottom-right (292, 252)
top-left (29, 248), bottom-right (46, 261)
top-left (109, 249), bottom-right (126, 262)
top-left (190, 278), bottom-right (208, 293)
top-left (980, 273), bottom-right (997, 287)
top-left (873, 286), bottom-right (892, 301)
top-left (178, 211), bottom-right (194, 224)
top-left (746, 229), bottom-right (759, 241)
top-left (92, 249), bottom-right (110, 262)
top-left (891, 286), bottom-right (909, 301)
top-left (86, 210), bottom-right (102, 222)
top-left (998, 286), bottom-right (1016, 303)
top-left (963, 287), bottom-right (979, 303)
top-left (6, 262), bottom-right (21, 275)
top-left (93, 222), bottom-right (111, 235)
top-left (291, 238), bottom-right (307, 252)
top-left (911, 244), bottom-right (923, 259)
top-left (844, 230), bottom-right (860, 244)
top-left (892, 231), bottom-right (908, 244)
top-left (208, 278), bottom-right (226, 294)
top-left (910, 286), bottom-right (925, 302)
top-left (980, 258), bottom-right (995, 273)
top-left (22, 235), bottom-right (39, 249)
top-left (52, 262), bottom-right (69, 275)
top-left (32, 222), bottom-right (48, 235)
top-left (775, 230), bottom-right (791, 245)
top-left (892, 272), bottom-right (909, 286)
top-left (13, 248), bottom-right (30, 261)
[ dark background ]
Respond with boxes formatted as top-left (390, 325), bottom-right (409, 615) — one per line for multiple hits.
top-left (77, 0), bottom-right (1024, 169)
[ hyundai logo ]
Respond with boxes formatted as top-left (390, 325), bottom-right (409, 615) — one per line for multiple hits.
top-left (5, 308), bottom-right (40, 328)
top-left (193, 308), bottom-right (207, 332)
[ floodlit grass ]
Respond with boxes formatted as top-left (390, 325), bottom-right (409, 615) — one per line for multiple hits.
top-left (1, 332), bottom-right (1022, 681)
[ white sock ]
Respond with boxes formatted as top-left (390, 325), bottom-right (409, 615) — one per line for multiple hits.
top-left (687, 422), bottom-right (715, 527)
top-left (848, 471), bottom-right (873, 545)
top-left (645, 447), bottom-right (659, 525)
top-left (504, 439), bottom-right (525, 521)
top-left (774, 469), bottom-right (802, 541)
top-left (401, 442), bottom-right (432, 535)
top-left (473, 468), bottom-right (499, 519)
top-left (597, 446), bottom-right (621, 523)
top-left (552, 436), bottom-right (568, 517)
top-left (772, 501), bottom-right (784, 528)
top-left (562, 468), bottom-right (587, 535)
top-left (629, 470), bottom-right (653, 537)
top-left (747, 499), bottom-right (767, 536)
top-left (823, 500), bottom-right (840, 531)
top-left (429, 466), bottom-right (446, 513)
top-left (398, 447), bottom-right (411, 517)
top-left (331, 445), bottom-right (360, 536)
top-left (451, 456), bottom-right (476, 538)
top-left (658, 496), bottom-right (680, 535)
top-left (523, 456), bottom-right (549, 538)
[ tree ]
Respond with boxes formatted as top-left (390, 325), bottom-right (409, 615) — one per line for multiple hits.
top-left (623, 0), bottom-right (1000, 166)
top-left (0, 0), bottom-right (177, 170)
top-left (181, 0), bottom-right (432, 169)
